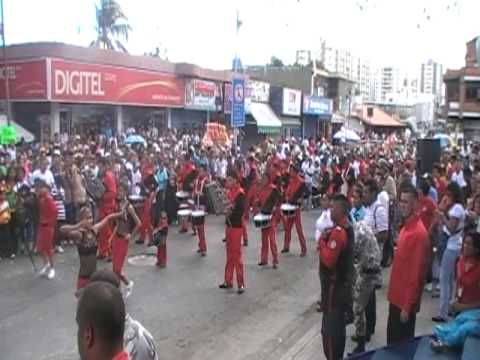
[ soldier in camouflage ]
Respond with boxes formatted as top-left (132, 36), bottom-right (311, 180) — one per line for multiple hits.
top-left (350, 220), bottom-right (382, 354)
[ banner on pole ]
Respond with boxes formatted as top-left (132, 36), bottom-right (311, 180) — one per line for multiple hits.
top-left (231, 77), bottom-right (245, 128)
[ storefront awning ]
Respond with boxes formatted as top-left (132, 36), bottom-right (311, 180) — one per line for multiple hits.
top-left (280, 117), bottom-right (301, 127)
top-left (250, 102), bottom-right (282, 134)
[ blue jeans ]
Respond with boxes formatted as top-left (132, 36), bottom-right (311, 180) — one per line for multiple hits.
top-left (438, 248), bottom-right (461, 319)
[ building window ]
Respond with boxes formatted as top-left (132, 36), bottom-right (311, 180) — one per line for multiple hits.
top-left (465, 83), bottom-right (480, 101)
top-left (446, 81), bottom-right (459, 100)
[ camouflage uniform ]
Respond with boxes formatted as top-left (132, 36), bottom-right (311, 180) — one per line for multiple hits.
top-left (353, 220), bottom-right (381, 338)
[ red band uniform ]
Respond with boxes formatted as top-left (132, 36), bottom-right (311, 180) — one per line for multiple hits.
top-left (138, 190), bottom-right (155, 245)
top-left (318, 218), bottom-right (355, 360)
top-left (223, 181), bottom-right (246, 290)
top-left (98, 170), bottom-right (117, 258)
top-left (258, 179), bottom-right (281, 266)
top-left (192, 170), bottom-right (209, 254)
top-left (177, 160), bottom-right (196, 233)
top-left (283, 167), bottom-right (307, 255)
top-left (36, 191), bottom-right (58, 260)
top-left (155, 215), bottom-right (169, 268)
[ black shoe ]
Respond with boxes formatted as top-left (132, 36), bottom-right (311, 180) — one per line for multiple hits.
top-left (200, 252), bottom-right (206, 257)
top-left (281, 248), bottom-right (289, 253)
top-left (258, 262), bottom-right (267, 266)
top-left (243, 241), bottom-right (248, 247)
top-left (432, 316), bottom-right (447, 323)
top-left (219, 283), bottom-right (233, 289)
top-left (135, 240), bottom-right (144, 244)
top-left (300, 252), bottom-right (307, 257)
top-left (222, 238), bottom-right (226, 243)
top-left (237, 286), bottom-right (245, 294)
top-left (348, 342), bottom-right (366, 356)
top-left (272, 263), bottom-right (278, 269)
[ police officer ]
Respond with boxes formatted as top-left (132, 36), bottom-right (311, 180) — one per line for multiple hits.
top-left (350, 220), bottom-right (381, 354)
top-left (318, 194), bottom-right (355, 360)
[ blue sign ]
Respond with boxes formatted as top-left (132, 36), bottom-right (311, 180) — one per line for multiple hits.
top-left (231, 77), bottom-right (245, 127)
top-left (302, 95), bottom-right (332, 117)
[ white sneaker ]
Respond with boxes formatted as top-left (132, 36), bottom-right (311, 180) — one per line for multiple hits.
top-left (425, 283), bottom-right (433, 292)
top-left (10, 254), bottom-right (15, 260)
top-left (38, 264), bottom-right (49, 277)
top-left (55, 246), bottom-right (64, 254)
top-left (125, 280), bottom-right (134, 298)
top-left (47, 267), bottom-right (55, 280)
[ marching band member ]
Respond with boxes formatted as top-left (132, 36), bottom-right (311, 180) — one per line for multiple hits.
top-left (154, 211), bottom-right (169, 268)
top-left (219, 169), bottom-right (246, 294)
top-left (282, 164), bottom-right (307, 257)
top-left (35, 180), bottom-right (58, 279)
top-left (110, 183), bottom-right (141, 296)
top-left (177, 153), bottom-right (197, 233)
top-left (192, 164), bottom-right (209, 255)
top-left (60, 206), bottom-right (123, 292)
top-left (97, 157), bottom-right (118, 259)
top-left (257, 176), bottom-right (281, 269)
top-left (243, 155), bottom-right (259, 221)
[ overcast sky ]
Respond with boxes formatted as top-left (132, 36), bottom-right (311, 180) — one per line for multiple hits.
top-left (4, 0), bottom-right (480, 73)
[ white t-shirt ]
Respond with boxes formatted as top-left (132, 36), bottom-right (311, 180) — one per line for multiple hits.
top-left (377, 190), bottom-right (390, 217)
top-left (451, 171), bottom-right (467, 188)
top-left (444, 203), bottom-right (465, 251)
top-left (315, 209), bottom-right (334, 241)
top-left (364, 199), bottom-right (388, 234)
top-left (30, 169), bottom-right (56, 190)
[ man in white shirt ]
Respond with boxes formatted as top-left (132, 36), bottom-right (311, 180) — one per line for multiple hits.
top-left (450, 158), bottom-right (467, 188)
top-left (30, 158), bottom-right (56, 190)
top-left (361, 179), bottom-right (389, 341)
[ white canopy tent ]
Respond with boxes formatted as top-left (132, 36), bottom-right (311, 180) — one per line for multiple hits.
top-left (333, 127), bottom-right (361, 142)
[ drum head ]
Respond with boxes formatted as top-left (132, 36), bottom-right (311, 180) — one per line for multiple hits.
top-left (176, 191), bottom-right (190, 198)
top-left (177, 209), bottom-right (192, 216)
top-left (129, 195), bottom-right (144, 201)
top-left (281, 203), bottom-right (297, 211)
top-left (254, 213), bottom-right (272, 221)
top-left (191, 210), bottom-right (206, 217)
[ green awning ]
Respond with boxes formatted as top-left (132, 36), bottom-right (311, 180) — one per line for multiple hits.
top-left (250, 102), bottom-right (281, 134)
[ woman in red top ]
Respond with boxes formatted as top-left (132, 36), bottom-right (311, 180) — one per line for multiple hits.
top-left (452, 231), bottom-right (480, 313)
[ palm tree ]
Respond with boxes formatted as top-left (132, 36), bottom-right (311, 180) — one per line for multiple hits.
top-left (90, 0), bottom-right (132, 52)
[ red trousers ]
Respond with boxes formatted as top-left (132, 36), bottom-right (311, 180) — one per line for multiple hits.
top-left (36, 225), bottom-right (55, 258)
top-left (112, 234), bottom-right (128, 282)
top-left (97, 207), bottom-right (114, 257)
top-left (180, 217), bottom-right (189, 232)
top-left (157, 243), bottom-right (167, 267)
top-left (261, 219), bottom-right (278, 265)
top-left (196, 224), bottom-right (207, 253)
top-left (224, 227), bottom-right (244, 287)
top-left (283, 209), bottom-right (307, 254)
top-left (139, 220), bottom-right (153, 243)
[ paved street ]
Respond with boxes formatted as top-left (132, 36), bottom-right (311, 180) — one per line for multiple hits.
top-left (0, 209), bottom-right (438, 360)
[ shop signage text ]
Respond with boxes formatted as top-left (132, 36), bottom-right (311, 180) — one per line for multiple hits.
top-left (282, 88), bottom-right (302, 116)
top-left (51, 59), bottom-right (184, 107)
top-left (0, 60), bottom-right (47, 100)
top-left (303, 95), bottom-right (333, 116)
top-left (185, 79), bottom-right (217, 111)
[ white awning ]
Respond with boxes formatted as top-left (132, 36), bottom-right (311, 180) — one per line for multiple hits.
top-left (250, 102), bottom-right (282, 134)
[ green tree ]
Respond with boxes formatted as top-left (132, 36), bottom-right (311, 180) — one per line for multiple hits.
top-left (90, 0), bottom-right (132, 52)
top-left (269, 56), bottom-right (284, 67)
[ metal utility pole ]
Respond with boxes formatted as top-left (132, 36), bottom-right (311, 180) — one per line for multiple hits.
top-left (0, 0), bottom-right (11, 125)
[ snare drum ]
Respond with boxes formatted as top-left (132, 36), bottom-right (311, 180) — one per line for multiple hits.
top-left (254, 213), bottom-right (272, 229)
top-left (177, 208), bottom-right (192, 220)
top-left (281, 203), bottom-right (298, 217)
top-left (191, 210), bottom-right (206, 226)
top-left (176, 191), bottom-right (190, 202)
top-left (129, 195), bottom-right (145, 212)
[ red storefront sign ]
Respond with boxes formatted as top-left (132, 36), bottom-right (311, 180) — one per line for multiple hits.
top-left (51, 59), bottom-right (185, 107)
top-left (0, 60), bottom-right (48, 100)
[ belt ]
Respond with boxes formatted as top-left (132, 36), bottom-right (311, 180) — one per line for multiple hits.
top-left (362, 267), bottom-right (381, 275)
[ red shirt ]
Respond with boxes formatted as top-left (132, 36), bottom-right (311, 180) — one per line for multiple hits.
top-left (416, 195), bottom-right (437, 232)
top-left (388, 214), bottom-right (430, 314)
top-left (434, 176), bottom-right (447, 200)
top-left (38, 193), bottom-right (58, 226)
top-left (456, 256), bottom-right (480, 305)
top-left (101, 170), bottom-right (117, 210)
top-left (318, 217), bottom-right (348, 269)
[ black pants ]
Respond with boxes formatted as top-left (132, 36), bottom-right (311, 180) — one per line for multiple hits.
top-left (366, 289), bottom-right (376, 336)
top-left (387, 303), bottom-right (416, 345)
top-left (322, 307), bottom-right (346, 360)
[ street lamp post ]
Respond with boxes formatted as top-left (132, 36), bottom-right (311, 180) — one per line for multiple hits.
top-left (0, 0), bottom-right (11, 125)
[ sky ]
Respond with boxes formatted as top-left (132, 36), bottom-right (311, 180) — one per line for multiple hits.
top-left (4, 0), bottom-right (480, 74)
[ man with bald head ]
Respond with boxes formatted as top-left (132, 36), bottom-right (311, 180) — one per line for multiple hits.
top-left (76, 282), bottom-right (127, 360)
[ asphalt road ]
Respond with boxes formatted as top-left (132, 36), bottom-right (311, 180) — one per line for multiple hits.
top-left (0, 209), bottom-right (439, 360)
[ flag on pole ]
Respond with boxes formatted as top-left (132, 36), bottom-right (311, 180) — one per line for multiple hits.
top-left (236, 10), bottom-right (242, 34)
